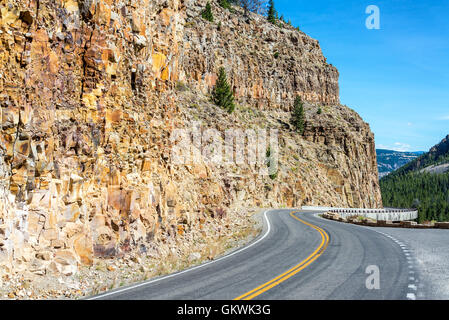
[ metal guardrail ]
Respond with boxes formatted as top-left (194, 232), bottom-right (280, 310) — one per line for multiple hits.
top-left (301, 206), bottom-right (418, 222)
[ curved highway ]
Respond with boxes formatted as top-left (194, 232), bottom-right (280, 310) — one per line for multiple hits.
top-left (89, 209), bottom-right (413, 300)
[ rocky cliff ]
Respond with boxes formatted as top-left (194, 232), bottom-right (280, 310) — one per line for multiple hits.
top-left (180, 3), bottom-right (339, 108)
top-left (0, 0), bottom-right (381, 283)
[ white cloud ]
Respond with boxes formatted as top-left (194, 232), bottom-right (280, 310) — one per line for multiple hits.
top-left (438, 115), bottom-right (449, 120)
top-left (393, 142), bottom-right (412, 152)
top-left (376, 142), bottom-right (412, 152)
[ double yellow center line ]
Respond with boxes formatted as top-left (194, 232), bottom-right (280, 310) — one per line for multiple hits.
top-left (234, 211), bottom-right (330, 300)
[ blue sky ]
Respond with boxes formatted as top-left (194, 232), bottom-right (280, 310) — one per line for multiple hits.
top-left (274, 0), bottom-right (449, 152)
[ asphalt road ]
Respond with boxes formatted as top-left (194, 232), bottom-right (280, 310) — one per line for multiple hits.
top-left (89, 209), bottom-right (415, 300)
top-left (373, 226), bottom-right (449, 300)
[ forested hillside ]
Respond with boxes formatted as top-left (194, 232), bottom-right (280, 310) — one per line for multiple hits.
top-left (380, 135), bottom-right (449, 222)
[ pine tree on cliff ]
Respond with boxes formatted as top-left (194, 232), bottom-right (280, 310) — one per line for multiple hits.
top-left (267, 0), bottom-right (277, 24)
top-left (219, 0), bottom-right (231, 10)
top-left (202, 2), bottom-right (214, 22)
top-left (213, 67), bottom-right (235, 113)
top-left (292, 96), bottom-right (305, 134)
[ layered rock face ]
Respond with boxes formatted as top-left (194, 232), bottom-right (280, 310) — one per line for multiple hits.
top-left (0, 0), bottom-right (188, 275)
top-left (0, 0), bottom-right (380, 277)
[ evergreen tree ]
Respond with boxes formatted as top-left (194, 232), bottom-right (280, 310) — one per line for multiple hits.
top-left (266, 146), bottom-right (278, 180)
top-left (219, 0), bottom-right (231, 9)
top-left (291, 96), bottom-right (305, 134)
top-left (213, 67), bottom-right (235, 113)
top-left (267, 0), bottom-right (276, 24)
top-left (202, 2), bottom-right (214, 22)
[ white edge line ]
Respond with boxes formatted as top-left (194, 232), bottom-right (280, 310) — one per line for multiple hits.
top-left (406, 293), bottom-right (416, 300)
top-left (87, 209), bottom-right (272, 300)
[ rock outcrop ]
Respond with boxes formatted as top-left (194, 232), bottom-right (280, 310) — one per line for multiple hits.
top-left (0, 0), bottom-right (381, 279)
top-left (180, 1), bottom-right (339, 109)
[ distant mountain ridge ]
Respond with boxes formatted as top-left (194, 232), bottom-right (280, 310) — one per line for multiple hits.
top-left (404, 135), bottom-right (449, 174)
top-left (376, 149), bottom-right (424, 178)
top-left (387, 135), bottom-right (449, 176)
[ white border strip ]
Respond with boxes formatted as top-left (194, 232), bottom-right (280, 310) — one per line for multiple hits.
top-left (303, 206), bottom-right (417, 222)
top-left (87, 209), bottom-right (272, 300)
